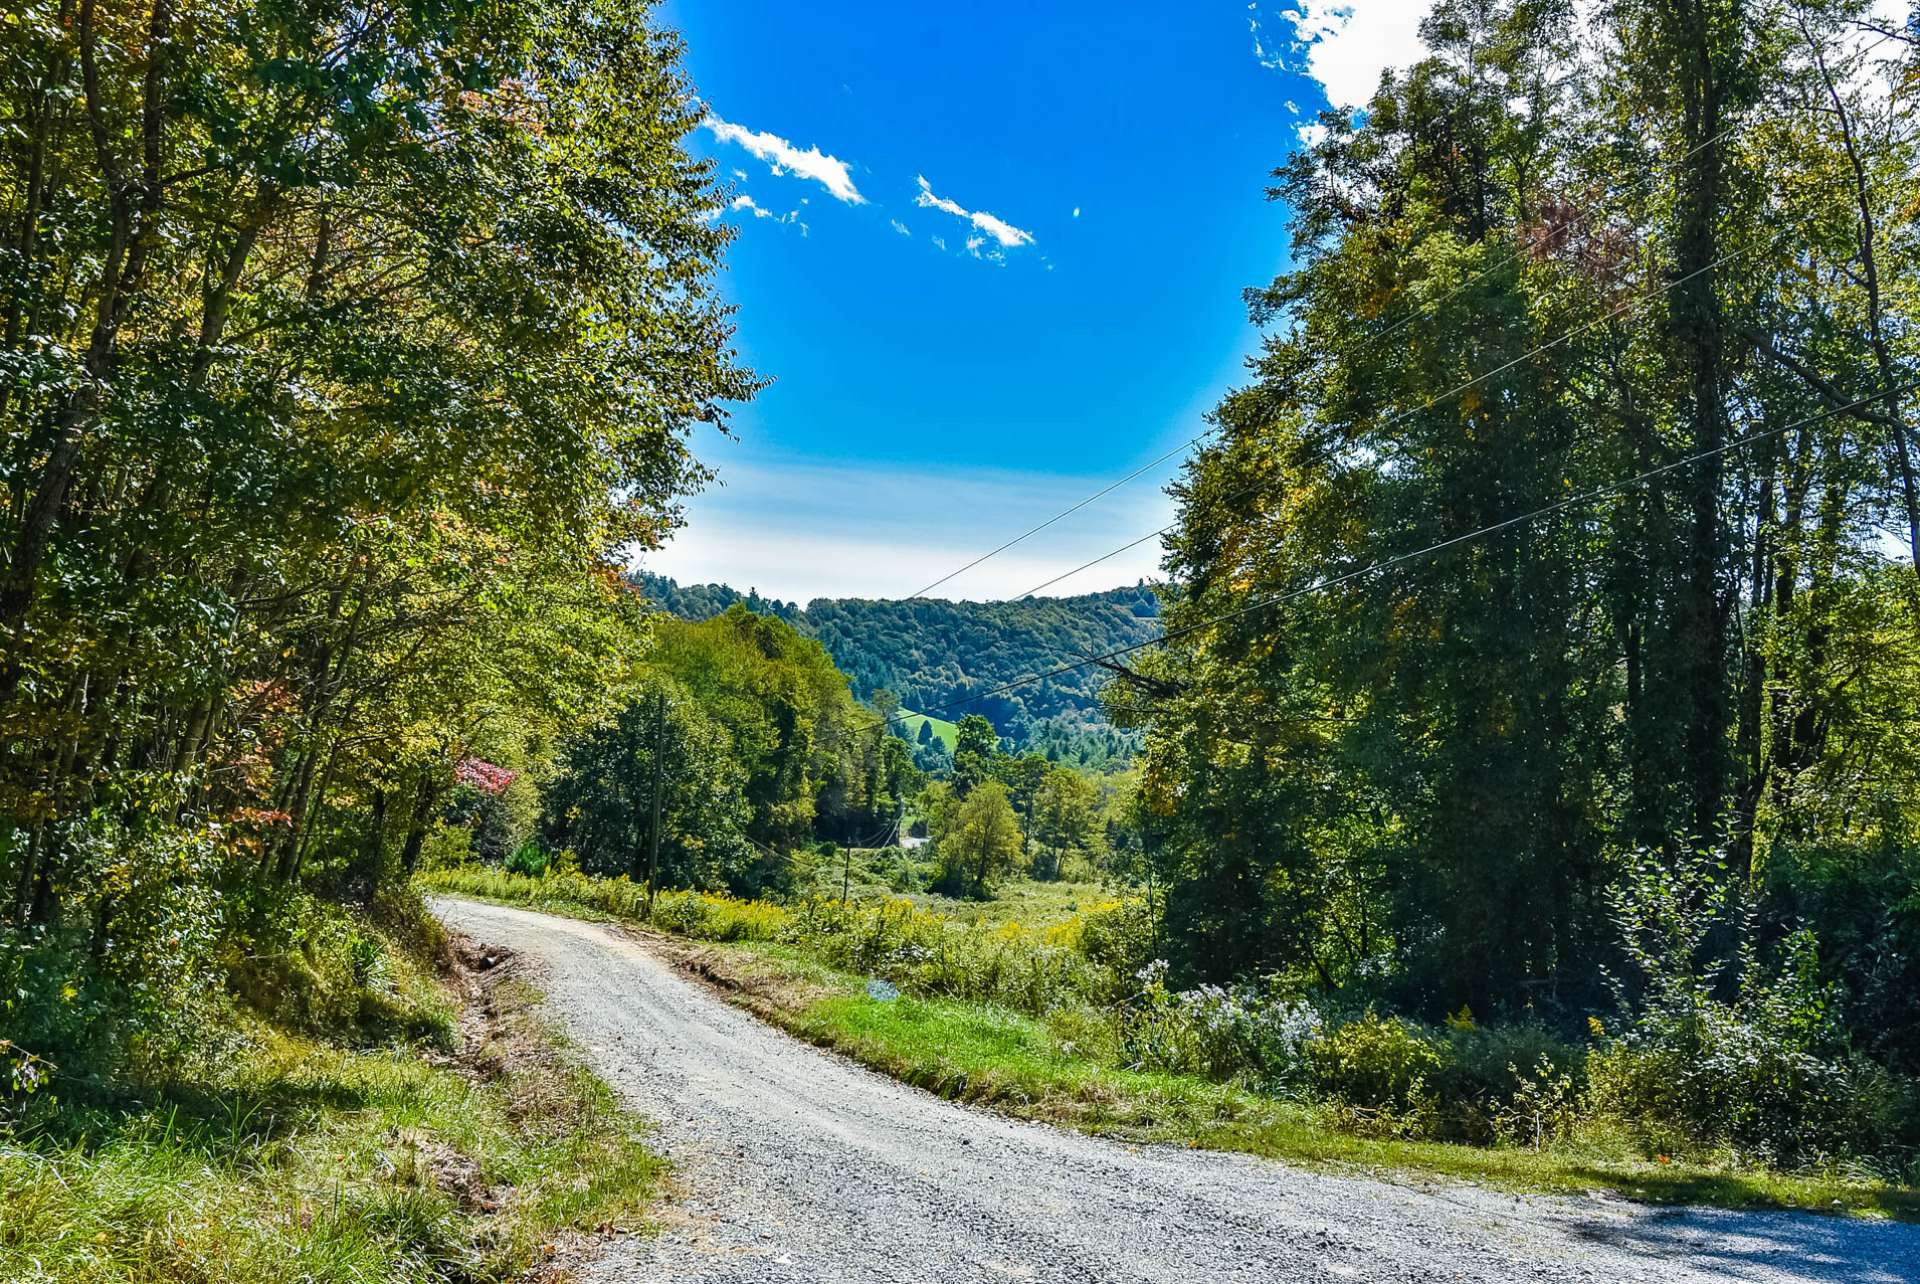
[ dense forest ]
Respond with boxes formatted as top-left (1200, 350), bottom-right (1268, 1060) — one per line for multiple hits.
top-left (0, 0), bottom-right (754, 1112)
top-left (630, 570), bottom-right (1158, 760)
top-left (1117, 0), bottom-right (1920, 1163)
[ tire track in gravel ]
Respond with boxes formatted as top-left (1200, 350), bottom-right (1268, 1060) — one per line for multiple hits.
top-left (431, 896), bottom-right (1917, 1284)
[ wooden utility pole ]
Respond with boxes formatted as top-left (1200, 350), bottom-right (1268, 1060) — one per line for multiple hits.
top-left (646, 689), bottom-right (664, 920)
top-left (839, 842), bottom-right (850, 904)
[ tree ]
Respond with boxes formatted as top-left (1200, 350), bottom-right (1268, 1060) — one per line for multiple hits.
top-left (932, 781), bottom-right (1025, 899)
top-left (539, 680), bottom-right (755, 893)
top-left (0, 0), bottom-right (756, 1069)
top-left (1128, 0), bottom-right (1920, 1025)
top-left (1029, 766), bottom-right (1099, 881)
top-left (952, 714), bottom-right (1000, 797)
top-left (993, 753), bottom-right (1051, 852)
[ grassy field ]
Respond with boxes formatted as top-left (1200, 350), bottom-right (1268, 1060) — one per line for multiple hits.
top-left (0, 936), bottom-right (660, 1284)
top-left (892, 708), bottom-right (958, 751)
top-left (893, 876), bottom-right (1116, 927)
top-left (423, 867), bottom-right (1919, 1222)
top-left (791, 847), bottom-right (1113, 926)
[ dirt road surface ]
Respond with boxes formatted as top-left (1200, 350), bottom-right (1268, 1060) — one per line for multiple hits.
top-left (432, 897), bottom-right (1918, 1284)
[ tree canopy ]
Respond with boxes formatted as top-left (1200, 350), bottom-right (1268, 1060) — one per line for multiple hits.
top-left (0, 0), bottom-right (753, 1078)
top-left (1120, 0), bottom-right (1920, 1070)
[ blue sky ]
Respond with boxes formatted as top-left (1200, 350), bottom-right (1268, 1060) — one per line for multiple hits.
top-left (642, 2), bottom-right (1431, 603)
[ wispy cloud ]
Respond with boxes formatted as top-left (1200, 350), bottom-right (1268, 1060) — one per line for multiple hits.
top-left (704, 113), bottom-right (865, 204)
top-left (729, 194), bottom-right (805, 233)
top-left (914, 176), bottom-right (1035, 253)
top-left (890, 218), bottom-right (912, 237)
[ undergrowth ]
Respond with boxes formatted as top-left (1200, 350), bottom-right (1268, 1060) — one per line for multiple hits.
top-left (0, 890), bottom-right (659, 1283)
top-left (426, 864), bottom-right (1920, 1217)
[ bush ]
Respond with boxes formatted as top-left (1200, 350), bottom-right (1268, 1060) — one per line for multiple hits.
top-left (1595, 848), bottom-right (1920, 1168)
top-left (225, 886), bottom-right (452, 1047)
top-left (1304, 1014), bottom-right (1444, 1118)
top-left (1069, 898), bottom-right (1156, 1001)
top-left (1116, 966), bottom-right (1325, 1089)
top-left (504, 840), bottom-right (550, 879)
top-left (1431, 1019), bottom-right (1587, 1145)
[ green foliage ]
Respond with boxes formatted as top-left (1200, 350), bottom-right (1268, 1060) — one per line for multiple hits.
top-left (931, 782), bottom-right (1026, 899)
top-left (504, 841), bottom-right (550, 880)
top-left (540, 675), bottom-right (757, 892)
top-left (0, 0), bottom-right (753, 1108)
top-left (1302, 1015), bottom-right (1446, 1128)
top-left (1118, 0), bottom-right (1920, 1161)
top-left (630, 572), bottom-right (1157, 759)
top-left (644, 607), bottom-right (910, 852)
top-left (1029, 765), bottom-right (1101, 880)
top-left (1589, 848), bottom-right (1920, 1168)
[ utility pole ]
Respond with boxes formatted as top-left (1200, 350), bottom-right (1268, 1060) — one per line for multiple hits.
top-left (646, 689), bottom-right (664, 921)
top-left (840, 841), bottom-right (850, 905)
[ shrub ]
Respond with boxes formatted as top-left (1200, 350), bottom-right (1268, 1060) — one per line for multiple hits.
top-left (504, 840), bottom-right (550, 879)
top-left (226, 886), bottom-right (452, 1046)
top-left (1069, 898), bottom-right (1156, 1001)
top-left (1116, 967), bottom-right (1325, 1089)
top-left (1303, 1013), bottom-right (1444, 1115)
top-left (1431, 1020), bottom-right (1587, 1145)
top-left (1594, 847), bottom-right (1920, 1167)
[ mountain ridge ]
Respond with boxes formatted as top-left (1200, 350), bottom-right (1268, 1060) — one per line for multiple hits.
top-left (629, 571), bottom-right (1161, 764)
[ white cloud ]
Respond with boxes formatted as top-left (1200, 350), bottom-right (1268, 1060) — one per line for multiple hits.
top-left (890, 218), bottom-right (911, 237)
top-left (704, 113), bottom-right (865, 204)
top-left (931, 234), bottom-right (948, 251)
top-left (729, 194), bottom-right (800, 225)
top-left (913, 175), bottom-right (1035, 250)
top-left (1252, 2), bottom-right (1433, 109)
top-left (1072, 206), bottom-right (1082, 218)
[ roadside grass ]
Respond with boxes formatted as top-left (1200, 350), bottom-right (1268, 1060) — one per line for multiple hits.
top-left (426, 870), bottom-right (1919, 1222)
top-left (705, 943), bottom-right (1920, 1221)
top-left (0, 939), bottom-right (659, 1283)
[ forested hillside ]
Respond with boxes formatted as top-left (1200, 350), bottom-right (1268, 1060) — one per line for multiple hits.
top-left (630, 571), bottom-right (1160, 758)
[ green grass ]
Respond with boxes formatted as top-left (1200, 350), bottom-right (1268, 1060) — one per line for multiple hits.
top-left (427, 868), bottom-right (1918, 1222)
top-left (0, 961), bottom-right (659, 1283)
top-left (702, 940), bottom-right (1920, 1221)
top-left (893, 877), bottom-right (1118, 928)
top-left (893, 708), bottom-right (958, 751)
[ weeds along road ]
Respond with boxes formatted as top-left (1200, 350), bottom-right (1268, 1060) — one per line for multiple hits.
top-left (431, 898), bottom-right (1915, 1284)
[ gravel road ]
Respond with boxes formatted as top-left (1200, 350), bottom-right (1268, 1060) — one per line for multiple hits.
top-left (433, 897), bottom-right (1917, 1284)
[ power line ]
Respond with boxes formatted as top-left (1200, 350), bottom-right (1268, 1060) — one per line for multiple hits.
top-left (1008, 241), bottom-right (1748, 602)
top-left (903, 434), bottom-right (1204, 600)
top-left (894, 384), bottom-right (1910, 731)
top-left (866, 239), bottom-right (1764, 739)
top-left (907, 129), bottom-right (1740, 604)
